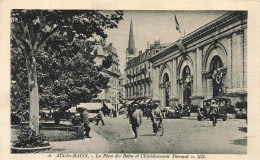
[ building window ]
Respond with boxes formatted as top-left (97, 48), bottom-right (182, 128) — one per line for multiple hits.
top-left (182, 66), bottom-right (191, 105)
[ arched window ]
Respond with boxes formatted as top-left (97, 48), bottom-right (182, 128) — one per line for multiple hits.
top-left (210, 56), bottom-right (224, 98)
top-left (163, 73), bottom-right (170, 106)
top-left (182, 66), bottom-right (191, 105)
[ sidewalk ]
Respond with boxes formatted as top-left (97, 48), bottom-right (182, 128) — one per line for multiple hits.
top-left (48, 129), bottom-right (109, 153)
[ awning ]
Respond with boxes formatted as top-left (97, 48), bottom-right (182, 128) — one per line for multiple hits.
top-left (68, 107), bottom-right (77, 113)
top-left (104, 103), bottom-right (114, 109)
top-left (136, 100), bottom-right (142, 104)
top-left (126, 100), bottom-right (135, 105)
top-left (78, 103), bottom-right (103, 110)
top-left (139, 99), bottom-right (146, 104)
top-left (145, 99), bottom-right (152, 103)
top-left (119, 104), bottom-right (126, 109)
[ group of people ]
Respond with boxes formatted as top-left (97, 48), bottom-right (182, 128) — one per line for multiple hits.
top-left (80, 108), bottom-right (105, 138)
top-left (79, 99), bottom-right (219, 139)
top-left (127, 102), bottom-right (163, 138)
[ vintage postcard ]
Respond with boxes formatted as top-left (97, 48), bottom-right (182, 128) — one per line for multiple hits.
top-left (1, 0), bottom-right (260, 160)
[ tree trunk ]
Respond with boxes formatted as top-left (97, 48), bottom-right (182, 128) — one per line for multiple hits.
top-left (26, 54), bottom-right (40, 134)
top-left (54, 112), bottom-right (61, 125)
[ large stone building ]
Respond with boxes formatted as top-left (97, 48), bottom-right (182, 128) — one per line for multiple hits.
top-left (124, 11), bottom-right (247, 107)
top-left (118, 75), bottom-right (126, 103)
top-left (125, 41), bottom-right (171, 101)
top-left (94, 39), bottom-right (121, 110)
top-left (151, 11), bottom-right (247, 107)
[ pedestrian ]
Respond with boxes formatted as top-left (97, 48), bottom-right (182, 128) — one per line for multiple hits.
top-left (95, 109), bottom-right (105, 126)
top-left (113, 109), bottom-right (117, 118)
top-left (209, 100), bottom-right (219, 127)
top-left (129, 104), bottom-right (142, 138)
top-left (109, 110), bottom-right (113, 118)
top-left (81, 109), bottom-right (92, 138)
top-left (146, 103), bottom-right (152, 120)
top-left (151, 103), bottom-right (163, 135)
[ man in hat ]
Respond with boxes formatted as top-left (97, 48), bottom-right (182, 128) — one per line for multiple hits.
top-left (129, 104), bottom-right (142, 138)
top-left (151, 103), bottom-right (163, 135)
top-left (81, 109), bottom-right (92, 138)
top-left (209, 100), bottom-right (219, 127)
top-left (95, 109), bottom-right (105, 126)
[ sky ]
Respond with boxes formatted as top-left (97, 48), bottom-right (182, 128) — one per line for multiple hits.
top-left (103, 10), bottom-right (228, 73)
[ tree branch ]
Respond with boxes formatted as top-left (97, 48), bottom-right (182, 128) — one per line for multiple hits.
top-left (11, 30), bottom-right (29, 57)
top-left (35, 25), bottom-right (60, 52)
top-left (34, 18), bottom-right (55, 48)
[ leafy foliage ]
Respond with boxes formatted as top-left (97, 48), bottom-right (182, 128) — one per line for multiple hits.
top-left (102, 54), bottom-right (113, 69)
top-left (11, 10), bottom-right (124, 113)
top-left (11, 47), bottom-right (29, 110)
top-left (13, 127), bottom-right (49, 148)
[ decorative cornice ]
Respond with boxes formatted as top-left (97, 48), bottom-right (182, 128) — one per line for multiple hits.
top-left (236, 28), bottom-right (244, 35)
top-left (225, 33), bottom-right (232, 39)
top-left (183, 11), bottom-right (247, 45)
top-left (151, 11), bottom-right (247, 68)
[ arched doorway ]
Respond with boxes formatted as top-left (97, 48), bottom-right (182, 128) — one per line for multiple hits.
top-left (210, 55), bottom-right (225, 98)
top-left (163, 73), bottom-right (170, 106)
top-left (182, 66), bottom-right (191, 105)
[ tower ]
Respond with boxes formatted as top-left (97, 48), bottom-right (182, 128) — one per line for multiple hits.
top-left (126, 18), bottom-right (137, 62)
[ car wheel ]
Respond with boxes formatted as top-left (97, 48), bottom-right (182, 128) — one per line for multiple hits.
top-left (197, 116), bottom-right (202, 121)
top-left (222, 118), bottom-right (227, 121)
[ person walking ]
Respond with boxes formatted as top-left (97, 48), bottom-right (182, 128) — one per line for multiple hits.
top-left (95, 109), bottom-right (105, 126)
top-left (209, 100), bottom-right (219, 127)
top-left (151, 103), bottom-right (163, 135)
top-left (129, 104), bottom-right (142, 138)
top-left (81, 109), bottom-right (92, 138)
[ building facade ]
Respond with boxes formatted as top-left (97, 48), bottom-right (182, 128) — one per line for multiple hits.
top-left (94, 40), bottom-right (121, 110)
top-left (150, 11), bottom-right (247, 107)
top-left (118, 75), bottom-right (126, 103)
top-left (125, 40), bottom-right (171, 101)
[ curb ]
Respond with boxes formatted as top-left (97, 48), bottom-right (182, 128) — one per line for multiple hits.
top-left (48, 130), bottom-right (109, 153)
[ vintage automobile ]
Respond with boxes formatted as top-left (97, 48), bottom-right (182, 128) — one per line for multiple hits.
top-left (197, 98), bottom-right (231, 121)
top-left (163, 106), bottom-right (181, 119)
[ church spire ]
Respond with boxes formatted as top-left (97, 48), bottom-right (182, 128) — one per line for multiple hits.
top-left (127, 18), bottom-right (136, 55)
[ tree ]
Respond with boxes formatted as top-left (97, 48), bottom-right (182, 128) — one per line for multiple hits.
top-left (11, 10), bottom-right (124, 133)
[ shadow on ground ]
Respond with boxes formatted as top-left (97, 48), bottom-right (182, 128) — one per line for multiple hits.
top-left (118, 137), bottom-right (136, 140)
top-left (238, 127), bottom-right (247, 133)
top-left (199, 125), bottom-right (212, 128)
top-left (140, 134), bottom-right (155, 137)
top-left (231, 137), bottom-right (247, 146)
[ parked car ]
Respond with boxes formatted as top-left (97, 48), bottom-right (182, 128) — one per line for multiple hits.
top-left (197, 98), bottom-right (231, 121)
top-left (163, 106), bottom-right (181, 118)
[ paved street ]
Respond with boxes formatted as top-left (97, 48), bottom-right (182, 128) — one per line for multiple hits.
top-left (91, 114), bottom-right (247, 154)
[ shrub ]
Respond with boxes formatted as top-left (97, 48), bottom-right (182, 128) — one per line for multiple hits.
top-left (11, 112), bottom-right (25, 125)
top-left (13, 127), bottom-right (49, 148)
